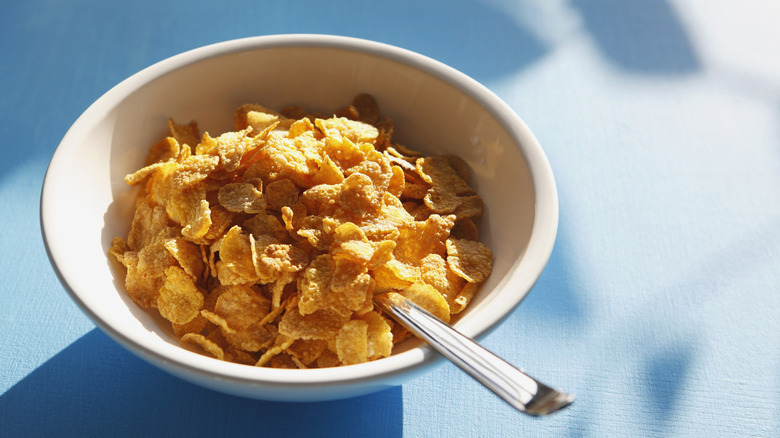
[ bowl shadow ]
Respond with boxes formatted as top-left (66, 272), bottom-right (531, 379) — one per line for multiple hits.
top-left (0, 328), bottom-right (403, 437)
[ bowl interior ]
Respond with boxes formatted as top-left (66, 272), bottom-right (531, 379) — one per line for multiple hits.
top-left (41, 36), bottom-right (553, 397)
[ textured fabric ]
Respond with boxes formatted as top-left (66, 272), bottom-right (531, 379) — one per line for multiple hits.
top-left (2, 0), bottom-right (778, 436)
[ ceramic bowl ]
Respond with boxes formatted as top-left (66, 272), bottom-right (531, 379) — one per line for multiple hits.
top-left (41, 34), bottom-right (558, 402)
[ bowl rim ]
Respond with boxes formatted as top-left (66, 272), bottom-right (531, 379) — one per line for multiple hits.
top-left (40, 33), bottom-right (558, 390)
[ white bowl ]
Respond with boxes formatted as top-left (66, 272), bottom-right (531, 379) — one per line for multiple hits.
top-left (41, 34), bottom-right (558, 402)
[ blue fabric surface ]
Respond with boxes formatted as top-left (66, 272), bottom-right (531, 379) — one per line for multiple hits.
top-left (2, 0), bottom-right (778, 436)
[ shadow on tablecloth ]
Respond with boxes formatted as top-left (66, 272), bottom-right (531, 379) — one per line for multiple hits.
top-left (0, 328), bottom-right (403, 438)
top-left (570, 0), bottom-right (700, 74)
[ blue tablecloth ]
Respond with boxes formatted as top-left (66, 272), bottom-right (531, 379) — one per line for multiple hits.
top-left (2, 1), bottom-right (778, 436)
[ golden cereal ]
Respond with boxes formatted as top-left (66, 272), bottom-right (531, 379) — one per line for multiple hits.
top-left (110, 95), bottom-right (493, 367)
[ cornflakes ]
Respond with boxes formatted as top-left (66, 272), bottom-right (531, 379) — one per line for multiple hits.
top-left (110, 95), bottom-right (493, 368)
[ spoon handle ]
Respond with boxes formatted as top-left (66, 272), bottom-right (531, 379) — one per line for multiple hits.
top-left (374, 293), bottom-right (574, 416)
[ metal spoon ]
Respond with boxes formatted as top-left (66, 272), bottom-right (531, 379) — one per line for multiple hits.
top-left (374, 292), bottom-right (574, 416)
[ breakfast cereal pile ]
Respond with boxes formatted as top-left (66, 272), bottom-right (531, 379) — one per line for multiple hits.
top-left (109, 94), bottom-right (492, 368)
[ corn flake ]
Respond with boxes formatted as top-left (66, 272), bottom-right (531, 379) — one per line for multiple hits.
top-left (264, 178), bottom-right (299, 211)
top-left (446, 238), bottom-right (494, 283)
top-left (168, 119), bottom-right (201, 149)
top-left (157, 266), bottom-right (204, 324)
top-left (316, 117), bottom-right (378, 145)
top-left (218, 179), bottom-right (266, 214)
top-left (400, 281), bottom-right (451, 323)
top-left (335, 320), bottom-right (368, 365)
top-left (181, 333), bottom-right (226, 361)
top-left (279, 306), bottom-right (349, 341)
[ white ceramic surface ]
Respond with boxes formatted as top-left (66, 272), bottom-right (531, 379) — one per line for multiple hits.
top-left (40, 34), bottom-right (558, 402)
